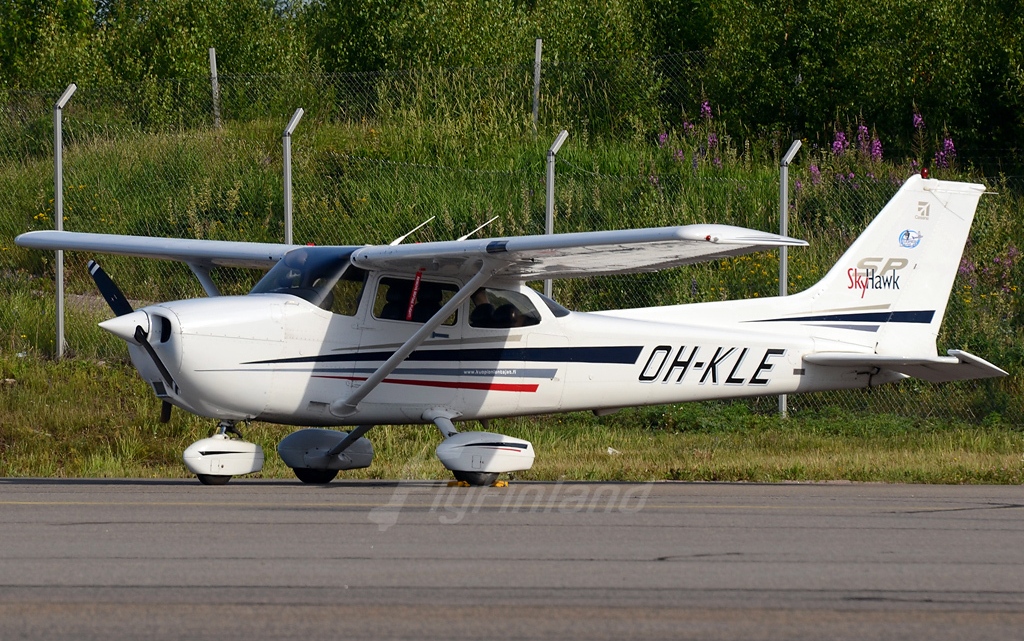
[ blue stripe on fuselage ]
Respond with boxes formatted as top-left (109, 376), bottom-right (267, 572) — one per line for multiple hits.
top-left (244, 345), bottom-right (643, 366)
top-left (751, 310), bottom-right (935, 324)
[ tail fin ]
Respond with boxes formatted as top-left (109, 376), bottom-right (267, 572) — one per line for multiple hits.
top-left (789, 174), bottom-right (985, 356)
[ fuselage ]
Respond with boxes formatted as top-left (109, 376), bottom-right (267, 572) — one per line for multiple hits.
top-left (114, 273), bottom-right (894, 427)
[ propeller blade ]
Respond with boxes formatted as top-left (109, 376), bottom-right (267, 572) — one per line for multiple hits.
top-left (87, 260), bottom-right (133, 316)
top-left (133, 325), bottom-right (179, 396)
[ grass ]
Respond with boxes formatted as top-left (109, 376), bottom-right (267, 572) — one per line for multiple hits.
top-left (2, 352), bottom-right (1022, 483)
top-left (3, 86), bottom-right (1024, 481)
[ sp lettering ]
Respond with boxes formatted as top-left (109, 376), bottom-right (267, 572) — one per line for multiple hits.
top-left (847, 257), bottom-right (907, 298)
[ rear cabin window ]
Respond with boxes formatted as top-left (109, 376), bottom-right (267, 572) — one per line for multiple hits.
top-left (373, 277), bottom-right (458, 325)
top-left (469, 288), bottom-right (540, 328)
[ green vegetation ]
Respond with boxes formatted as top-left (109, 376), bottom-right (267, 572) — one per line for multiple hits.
top-left (2, 1), bottom-right (1023, 481)
top-left (3, 1), bottom-right (1024, 159)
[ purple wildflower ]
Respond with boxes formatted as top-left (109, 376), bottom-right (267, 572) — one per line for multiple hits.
top-left (810, 164), bottom-right (821, 185)
top-left (934, 138), bottom-right (956, 168)
top-left (913, 112), bottom-right (924, 130)
top-left (700, 100), bottom-right (712, 120)
top-left (657, 132), bottom-right (668, 147)
top-left (794, 179), bottom-right (803, 192)
top-left (869, 137), bottom-right (883, 162)
top-left (832, 131), bottom-right (848, 155)
top-left (682, 121), bottom-right (694, 135)
top-left (708, 133), bottom-right (718, 148)
top-left (857, 125), bottom-right (870, 153)
top-left (674, 149), bottom-right (685, 162)
top-left (713, 156), bottom-right (722, 168)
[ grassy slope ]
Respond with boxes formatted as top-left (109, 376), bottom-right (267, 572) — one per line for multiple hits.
top-left (2, 121), bottom-right (1023, 482)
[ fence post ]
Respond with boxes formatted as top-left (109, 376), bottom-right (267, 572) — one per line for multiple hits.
top-left (283, 108), bottom-right (304, 246)
top-left (545, 129), bottom-right (569, 298)
top-left (778, 139), bottom-right (802, 418)
top-left (532, 39), bottom-right (543, 132)
top-left (209, 48), bottom-right (221, 128)
top-left (53, 83), bottom-right (77, 360)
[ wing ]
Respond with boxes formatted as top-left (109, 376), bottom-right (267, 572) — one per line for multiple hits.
top-left (15, 230), bottom-right (299, 269)
top-left (804, 350), bottom-right (1008, 383)
top-left (17, 223), bottom-right (804, 280)
top-left (351, 224), bottom-right (807, 280)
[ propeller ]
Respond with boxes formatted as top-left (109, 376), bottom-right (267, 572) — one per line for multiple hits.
top-left (87, 260), bottom-right (133, 316)
top-left (88, 259), bottom-right (174, 423)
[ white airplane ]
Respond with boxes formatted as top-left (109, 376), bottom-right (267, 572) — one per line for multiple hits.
top-left (16, 173), bottom-right (1006, 485)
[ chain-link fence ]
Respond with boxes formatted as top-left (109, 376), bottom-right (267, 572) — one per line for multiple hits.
top-left (2, 52), bottom-right (1020, 423)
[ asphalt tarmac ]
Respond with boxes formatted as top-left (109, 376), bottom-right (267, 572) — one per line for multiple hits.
top-left (1, 479), bottom-right (1023, 640)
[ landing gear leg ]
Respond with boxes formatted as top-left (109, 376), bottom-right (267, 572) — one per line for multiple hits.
top-left (218, 420), bottom-right (244, 438)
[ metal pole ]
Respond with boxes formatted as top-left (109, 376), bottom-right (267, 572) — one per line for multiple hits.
top-left (54, 83), bottom-right (76, 359)
top-left (544, 129), bottom-right (568, 298)
top-left (283, 108), bottom-right (304, 246)
top-left (209, 48), bottom-right (221, 128)
top-left (532, 39), bottom-right (543, 132)
top-left (778, 139), bottom-right (801, 418)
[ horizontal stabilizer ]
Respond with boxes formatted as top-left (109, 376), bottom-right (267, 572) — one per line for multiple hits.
top-left (805, 349), bottom-right (1007, 383)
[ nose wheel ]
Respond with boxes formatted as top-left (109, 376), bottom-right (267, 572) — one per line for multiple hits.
top-left (196, 473), bottom-right (232, 485)
top-left (183, 420), bottom-right (264, 485)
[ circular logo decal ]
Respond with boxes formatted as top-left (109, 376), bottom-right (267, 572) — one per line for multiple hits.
top-left (899, 230), bottom-right (922, 248)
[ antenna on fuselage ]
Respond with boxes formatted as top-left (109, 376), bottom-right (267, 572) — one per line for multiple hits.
top-left (457, 215), bottom-right (500, 241)
top-left (389, 216), bottom-right (436, 246)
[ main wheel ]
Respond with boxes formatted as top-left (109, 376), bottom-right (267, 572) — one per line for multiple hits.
top-left (452, 471), bottom-right (499, 487)
top-left (293, 468), bottom-right (339, 484)
top-left (196, 474), bottom-right (231, 485)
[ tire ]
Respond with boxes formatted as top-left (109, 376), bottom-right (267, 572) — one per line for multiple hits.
top-left (293, 468), bottom-right (339, 484)
top-left (196, 474), bottom-right (231, 485)
top-left (452, 471), bottom-right (499, 486)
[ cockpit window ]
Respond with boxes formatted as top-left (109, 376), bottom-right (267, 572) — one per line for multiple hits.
top-left (373, 276), bottom-right (458, 325)
top-left (251, 247), bottom-right (364, 314)
top-left (469, 288), bottom-right (541, 328)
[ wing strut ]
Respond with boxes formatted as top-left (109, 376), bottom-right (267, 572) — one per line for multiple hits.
top-left (329, 262), bottom-right (499, 417)
top-left (187, 262), bottom-right (220, 297)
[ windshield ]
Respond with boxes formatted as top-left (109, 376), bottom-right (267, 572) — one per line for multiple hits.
top-left (250, 247), bottom-right (356, 309)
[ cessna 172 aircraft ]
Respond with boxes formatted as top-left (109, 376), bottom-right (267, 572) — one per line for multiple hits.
top-left (16, 173), bottom-right (1006, 485)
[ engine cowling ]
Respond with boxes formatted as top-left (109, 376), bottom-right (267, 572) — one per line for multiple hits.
top-left (435, 431), bottom-right (535, 475)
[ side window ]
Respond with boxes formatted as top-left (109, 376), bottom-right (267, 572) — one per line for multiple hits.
top-left (469, 288), bottom-right (540, 328)
top-left (372, 277), bottom-right (458, 325)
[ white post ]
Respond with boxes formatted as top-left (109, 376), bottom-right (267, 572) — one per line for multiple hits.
top-left (209, 48), bottom-right (221, 128)
top-left (544, 129), bottom-right (568, 298)
top-left (778, 139), bottom-right (801, 418)
top-left (532, 39), bottom-right (543, 131)
top-left (283, 108), bottom-right (304, 245)
top-left (53, 83), bottom-right (76, 359)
